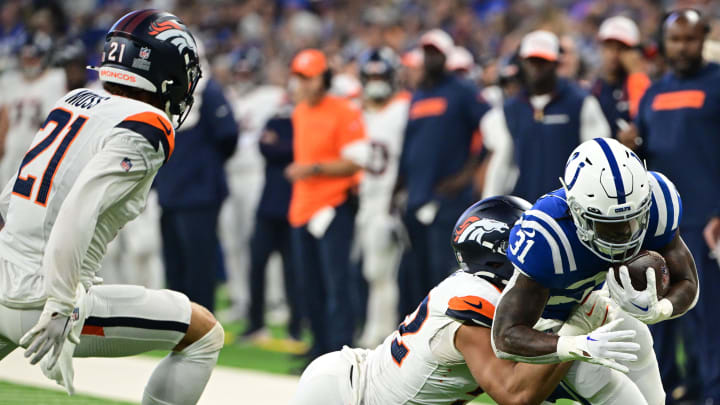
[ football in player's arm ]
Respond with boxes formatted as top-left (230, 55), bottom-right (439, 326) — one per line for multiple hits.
top-left (491, 138), bottom-right (698, 373)
top-left (292, 196), bottom-right (619, 405)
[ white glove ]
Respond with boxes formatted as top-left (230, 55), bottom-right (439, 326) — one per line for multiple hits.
top-left (557, 318), bottom-right (640, 373)
top-left (19, 309), bottom-right (79, 369)
top-left (606, 266), bottom-right (673, 324)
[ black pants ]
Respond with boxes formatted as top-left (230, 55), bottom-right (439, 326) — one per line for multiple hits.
top-left (247, 215), bottom-right (301, 338)
top-left (160, 205), bottom-right (221, 313)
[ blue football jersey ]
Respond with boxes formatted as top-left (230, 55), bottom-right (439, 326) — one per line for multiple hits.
top-left (507, 171), bottom-right (682, 320)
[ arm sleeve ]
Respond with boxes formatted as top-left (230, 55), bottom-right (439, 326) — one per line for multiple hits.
top-left (481, 107), bottom-right (518, 198)
top-left (579, 95), bottom-right (611, 142)
top-left (259, 118), bottom-right (294, 164)
top-left (338, 104), bottom-right (370, 166)
top-left (42, 132), bottom-right (161, 315)
top-left (205, 82), bottom-right (240, 160)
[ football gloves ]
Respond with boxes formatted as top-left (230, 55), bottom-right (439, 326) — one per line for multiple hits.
top-left (607, 266), bottom-right (673, 325)
top-left (557, 318), bottom-right (639, 373)
top-left (20, 308), bottom-right (79, 369)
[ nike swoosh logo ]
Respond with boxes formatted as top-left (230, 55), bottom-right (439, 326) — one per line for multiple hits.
top-left (632, 302), bottom-right (649, 312)
top-left (585, 302), bottom-right (597, 317)
top-left (156, 116), bottom-right (171, 136)
top-left (587, 336), bottom-right (598, 342)
top-left (463, 300), bottom-right (484, 311)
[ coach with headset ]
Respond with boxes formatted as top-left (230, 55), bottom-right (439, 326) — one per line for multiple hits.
top-left (631, 9), bottom-right (720, 404)
top-left (286, 49), bottom-right (368, 359)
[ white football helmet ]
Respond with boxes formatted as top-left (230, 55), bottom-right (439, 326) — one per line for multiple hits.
top-left (560, 138), bottom-right (652, 263)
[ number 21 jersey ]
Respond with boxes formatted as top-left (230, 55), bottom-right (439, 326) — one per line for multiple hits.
top-left (0, 88), bottom-right (174, 308)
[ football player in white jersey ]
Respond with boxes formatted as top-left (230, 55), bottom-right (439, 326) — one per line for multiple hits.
top-left (219, 47), bottom-right (286, 321)
top-left (292, 196), bottom-right (643, 405)
top-left (0, 32), bottom-right (67, 186)
top-left (355, 48), bottom-right (411, 348)
top-left (0, 10), bottom-right (224, 405)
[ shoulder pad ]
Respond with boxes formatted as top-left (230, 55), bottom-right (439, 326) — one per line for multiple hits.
top-left (445, 295), bottom-right (496, 328)
top-left (507, 207), bottom-right (578, 288)
top-left (116, 111), bottom-right (174, 163)
top-left (645, 171), bottom-right (682, 247)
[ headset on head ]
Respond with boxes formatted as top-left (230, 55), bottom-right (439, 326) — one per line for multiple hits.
top-left (662, 8), bottom-right (710, 35)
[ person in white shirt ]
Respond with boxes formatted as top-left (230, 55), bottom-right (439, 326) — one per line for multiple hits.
top-left (0, 11), bottom-right (223, 404)
top-left (0, 32), bottom-right (67, 186)
top-left (355, 48), bottom-right (410, 348)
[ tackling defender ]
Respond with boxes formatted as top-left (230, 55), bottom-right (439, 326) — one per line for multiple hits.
top-left (292, 196), bottom-right (641, 405)
top-left (0, 10), bottom-right (223, 405)
top-left (492, 138), bottom-right (699, 404)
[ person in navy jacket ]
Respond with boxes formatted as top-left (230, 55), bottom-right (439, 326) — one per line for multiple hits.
top-left (396, 29), bottom-right (489, 316)
top-left (633, 10), bottom-right (720, 404)
top-left (155, 76), bottom-right (239, 313)
top-left (242, 102), bottom-right (302, 343)
top-left (481, 30), bottom-right (610, 203)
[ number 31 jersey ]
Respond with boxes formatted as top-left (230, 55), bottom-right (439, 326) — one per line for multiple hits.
top-left (359, 270), bottom-right (500, 404)
top-left (506, 173), bottom-right (682, 321)
top-left (0, 88), bottom-right (174, 309)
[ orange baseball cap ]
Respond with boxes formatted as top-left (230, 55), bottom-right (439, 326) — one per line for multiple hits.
top-left (291, 49), bottom-right (327, 77)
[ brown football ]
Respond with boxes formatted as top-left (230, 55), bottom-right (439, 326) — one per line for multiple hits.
top-left (612, 250), bottom-right (670, 298)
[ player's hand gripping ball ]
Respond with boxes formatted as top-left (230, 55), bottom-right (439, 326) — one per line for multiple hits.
top-left (613, 250), bottom-right (670, 298)
top-left (607, 250), bottom-right (673, 324)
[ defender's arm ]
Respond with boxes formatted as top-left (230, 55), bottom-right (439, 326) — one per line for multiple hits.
top-left (491, 271), bottom-right (560, 359)
top-left (457, 323), bottom-right (572, 405)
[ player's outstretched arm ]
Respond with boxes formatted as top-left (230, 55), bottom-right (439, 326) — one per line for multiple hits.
top-left (456, 324), bottom-right (572, 405)
top-left (659, 231), bottom-right (699, 317)
top-left (492, 271), bottom-right (639, 373)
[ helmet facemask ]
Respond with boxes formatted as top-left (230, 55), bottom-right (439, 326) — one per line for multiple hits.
top-left (568, 195), bottom-right (651, 263)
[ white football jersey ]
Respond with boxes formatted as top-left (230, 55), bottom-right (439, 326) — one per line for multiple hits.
top-left (359, 270), bottom-right (501, 404)
top-left (359, 95), bottom-right (409, 208)
top-left (0, 68), bottom-right (67, 185)
top-left (0, 88), bottom-right (172, 311)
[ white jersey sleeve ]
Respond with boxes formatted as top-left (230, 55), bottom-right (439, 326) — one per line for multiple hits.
top-left (43, 130), bottom-right (163, 315)
top-left (361, 271), bottom-right (501, 405)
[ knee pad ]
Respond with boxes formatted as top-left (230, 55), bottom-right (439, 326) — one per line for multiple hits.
top-left (181, 322), bottom-right (224, 358)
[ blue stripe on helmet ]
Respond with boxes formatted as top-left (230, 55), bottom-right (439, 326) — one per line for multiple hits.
top-left (651, 172), bottom-right (674, 235)
top-left (593, 138), bottom-right (626, 204)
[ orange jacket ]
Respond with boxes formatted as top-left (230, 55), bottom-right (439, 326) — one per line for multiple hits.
top-left (289, 95), bottom-right (366, 226)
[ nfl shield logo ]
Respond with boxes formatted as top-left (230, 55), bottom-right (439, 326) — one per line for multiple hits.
top-left (121, 157), bottom-right (133, 172)
top-left (139, 47), bottom-right (151, 60)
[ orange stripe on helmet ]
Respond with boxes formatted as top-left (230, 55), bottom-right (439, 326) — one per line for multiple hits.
top-left (149, 20), bottom-right (182, 35)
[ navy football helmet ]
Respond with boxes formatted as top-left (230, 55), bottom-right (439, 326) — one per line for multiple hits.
top-left (359, 47), bottom-right (397, 101)
top-left (451, 196), bottom-right (531, 290)
top-left (91, 10), bottom-right (202, 128)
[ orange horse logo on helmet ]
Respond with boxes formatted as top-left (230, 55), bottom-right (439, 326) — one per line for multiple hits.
top-left (453, 216), bottom-right (509, 245)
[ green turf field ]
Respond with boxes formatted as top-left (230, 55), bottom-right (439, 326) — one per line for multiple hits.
top-left (0, 381), bottom-right (136, 405)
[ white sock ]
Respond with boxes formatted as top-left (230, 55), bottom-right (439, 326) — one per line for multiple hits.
top-left (142, 322), bottom-right (224, 405)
